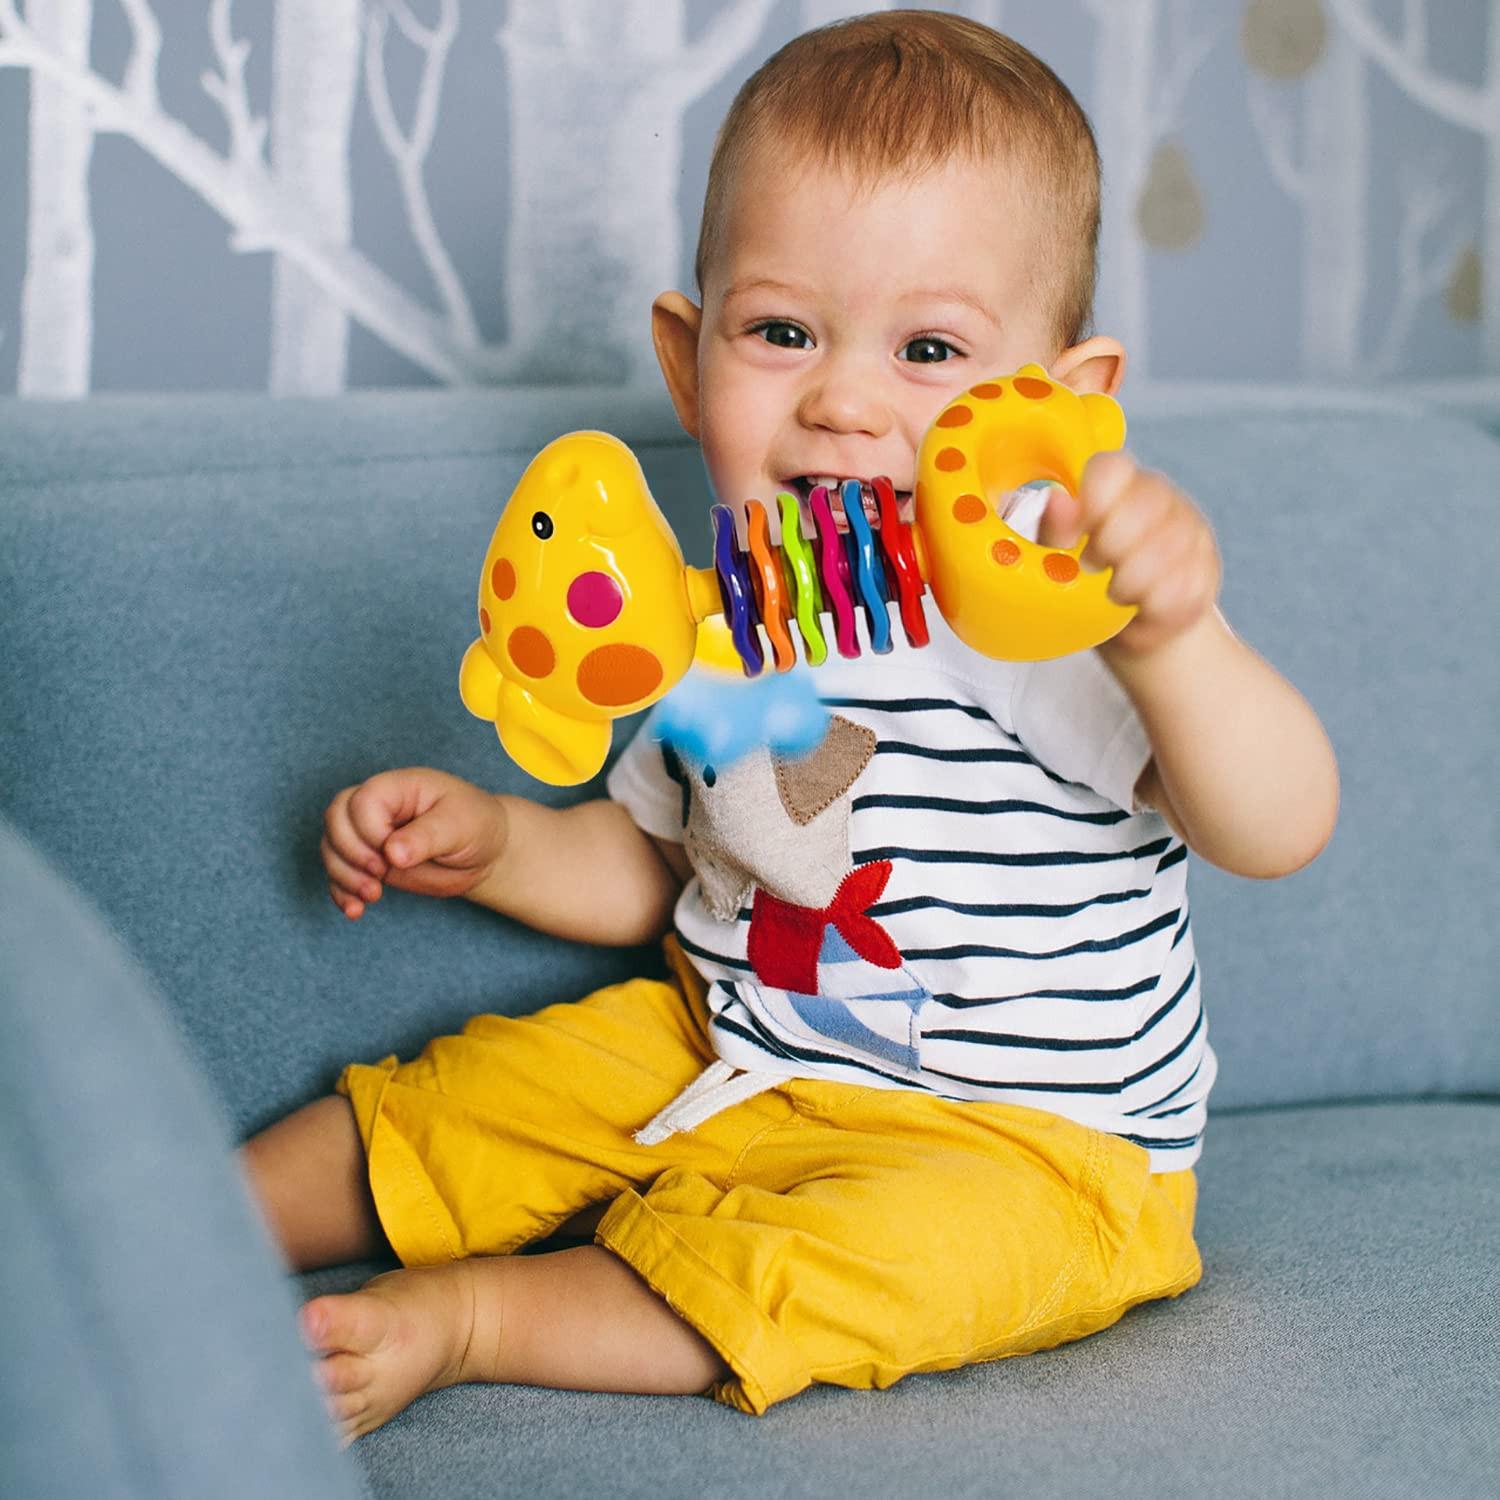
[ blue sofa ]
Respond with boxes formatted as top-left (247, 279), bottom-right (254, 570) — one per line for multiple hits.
top-left (1, 385), bottom-right (1495, 1499)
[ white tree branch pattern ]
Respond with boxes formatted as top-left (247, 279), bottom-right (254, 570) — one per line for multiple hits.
top-left (0, 0), bottom-right (1490, 393)
top-left (1325, 0), bottom-right (1498, 369)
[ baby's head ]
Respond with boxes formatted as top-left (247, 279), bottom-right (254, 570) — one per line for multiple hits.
top-left (652, 10), bottom-right (1124, 512)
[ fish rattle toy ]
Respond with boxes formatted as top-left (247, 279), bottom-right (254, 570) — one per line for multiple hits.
top-left (459, 363), bottom-right (1134, 785)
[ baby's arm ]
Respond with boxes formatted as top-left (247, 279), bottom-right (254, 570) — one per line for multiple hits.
top-left (1041, 454), bottom-right (1340, 879)
top-left (465, 795), bottom-right (688, 946)
top-left (321, 766), bottom-right (686, 945)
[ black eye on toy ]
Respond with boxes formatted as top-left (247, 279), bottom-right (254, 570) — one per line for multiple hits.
top-left (702, 765), bottom-right (717, 788)
top-left (531, 511), bottom-right (554, 539)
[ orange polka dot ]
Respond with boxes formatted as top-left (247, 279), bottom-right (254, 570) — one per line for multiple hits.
top-left (479, 607), bottom-right (491, 635)
top-left (1043, 553), bottom-right (1080, 584)
top-left (577, 643), bottom-right (663, 707)
top-left (1014, 376), bottom-right (1052, 399)
top-left (952, 494), bottom-right (987, 524)
top-left (936, 405), bottom-right (973, 428)
top-left (991, 539), bottom-right (1021, 566)
top-left (508, 625), bottom-right (554, 678)
top-left (935, 447), bottom-right (966, 472)
top-left (970, 382), bottom-right (1003, 399)
top-left (491, 557), bottom-right (516, 600)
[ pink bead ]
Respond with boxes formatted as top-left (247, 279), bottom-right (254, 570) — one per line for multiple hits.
top-left (567, 570), bottom-right (623, 628)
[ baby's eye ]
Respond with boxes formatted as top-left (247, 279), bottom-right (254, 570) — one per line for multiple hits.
top-left (752, 320), bottom-right (813, 350)
top-left (899, 336), bottom-right (960, 364)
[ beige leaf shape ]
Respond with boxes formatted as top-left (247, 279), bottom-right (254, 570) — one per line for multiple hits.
top-left (1137, 141), bottom-right (1206, 252)
top-left (1240, 0), bottom-right (1327, 80)
top-left (1446, 245), bottom-right (1482, 324)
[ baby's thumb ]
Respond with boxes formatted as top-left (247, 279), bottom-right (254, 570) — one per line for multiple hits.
top-left (1036, 485), bottom-right (1083, 551)
top-left (384, 803), bottom-right (462, 870)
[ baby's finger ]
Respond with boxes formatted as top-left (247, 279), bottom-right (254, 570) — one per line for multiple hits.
top-left (321, 833), bottom-right (384, 904)
top-left (329, 884), bottom-right (364, 921)
top-left (322, 834), bottom-right (384, 912)
top-left (1081, 472), bottom-right (1173, 573)
top-left (1075, 451), bottom-right (1139, 534)
top-left (1036, 485), bottom-right (1083, 551)
top-left (325, 788), bottom-right (388, 879)
top-left (382, 797), bottom-right (472, 871)
top-left (1101, 518), bottom-right (1197, 611)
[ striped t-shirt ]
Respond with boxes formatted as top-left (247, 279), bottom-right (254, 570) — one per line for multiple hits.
top-left (606, 602), bottom-right (1215, 1173)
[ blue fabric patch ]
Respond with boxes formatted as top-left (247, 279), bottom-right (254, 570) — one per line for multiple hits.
top-left (819, 926), bottom-right (860, 964)
top-left (785, 990), bottom-right (918, 1070)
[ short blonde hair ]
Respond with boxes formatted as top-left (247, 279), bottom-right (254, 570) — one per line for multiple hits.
top-left (695, 10), bottom-right (1101, 350)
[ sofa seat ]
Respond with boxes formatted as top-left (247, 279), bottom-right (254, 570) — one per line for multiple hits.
top-left (298, 1099), bottom-right (1498, 1500)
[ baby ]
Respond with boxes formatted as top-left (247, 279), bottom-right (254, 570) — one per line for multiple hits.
top-left (243, 12), bottom-right (1339, 1443)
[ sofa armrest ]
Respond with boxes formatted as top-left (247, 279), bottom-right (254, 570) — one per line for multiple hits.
top-left (0, 813), bottom-right (366, 1500)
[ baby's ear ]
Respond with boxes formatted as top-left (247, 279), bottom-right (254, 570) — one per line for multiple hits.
top-left (652, 292), bottom-right (703, 439)
top-left (1051, 335), bottom-right (1126, 398)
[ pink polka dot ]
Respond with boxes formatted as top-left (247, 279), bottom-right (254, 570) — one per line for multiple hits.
top-left (567, 570), bottom-right (623, 628)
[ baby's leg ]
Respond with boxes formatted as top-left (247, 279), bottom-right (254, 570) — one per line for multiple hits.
top-left (240, 1096), bottom-right (390, 1272)
top-left (301, 1246), bottom-right (729, 1443)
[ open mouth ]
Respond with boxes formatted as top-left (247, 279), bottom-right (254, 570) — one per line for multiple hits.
top-left (783, 475), bottom-right (913, 528)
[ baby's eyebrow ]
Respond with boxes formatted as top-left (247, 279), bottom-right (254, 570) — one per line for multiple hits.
top-left (721, 276), bottom-right (812, 304)
top-left (902, 286), bottom-right (1000, 326)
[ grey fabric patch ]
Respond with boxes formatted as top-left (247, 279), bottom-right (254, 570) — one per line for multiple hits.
top-left (680, 715), bottom-right (872, 918)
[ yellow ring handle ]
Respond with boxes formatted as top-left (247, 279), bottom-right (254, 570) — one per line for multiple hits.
top-left (913, 364), bottom-right (1135, 661)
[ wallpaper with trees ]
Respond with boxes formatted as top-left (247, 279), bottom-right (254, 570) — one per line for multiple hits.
top-left (0, 0), bottom-right (1491, 396)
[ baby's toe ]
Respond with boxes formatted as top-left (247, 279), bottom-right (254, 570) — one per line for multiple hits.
top-left (300, 1290), bottom-right (393, 1357)
top-left (314, 1351), bottom-right (371, 1397)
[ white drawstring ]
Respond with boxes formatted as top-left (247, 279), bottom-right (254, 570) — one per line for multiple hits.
top-left (634, 1060), bottom-right (782, 1146)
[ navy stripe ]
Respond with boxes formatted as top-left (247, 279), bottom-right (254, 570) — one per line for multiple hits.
top-left (674, 932), bottom-right (752, 972)
top-left (821, 695), bottom-right (995, 721)
top-left (923, 960), bottom-right (1194, 1052)
top-left (920, 973), bottom-right (1200, 1091)
top-left (874, 741), bottom-right (1031, 764)
top-left (928, 978), bottom-right (1160, 1009)
top-left (739, 887), bottom-right (1152, 925)
top-left (1115, 1129), bottom-right (1202, 1151)
top-left (1125, 1056), bottom-right (1206, 1118)
top-left (1171, 910), bottom-right (1191, 949)
top-left (852, 793), bottom-right (1129, 825)
top-left (902, 909), bottom-right (1180, 964)
top-left (1157, 842), bottom-right (1188, 873)
top-left (855, 836), bottom-right (1175, 868)
top-left (1122, 998), bottom-right (1204, 1090)
top-left (870, 887), bottom-right (1151, 921)
top-left (915, 1065), bottom-right (1124, 1096)
top-left (1133, 967), bottom-right (1197, 1045)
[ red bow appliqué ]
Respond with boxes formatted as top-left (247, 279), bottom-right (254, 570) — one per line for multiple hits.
top-left (747, 861), bottom-right (902, 995)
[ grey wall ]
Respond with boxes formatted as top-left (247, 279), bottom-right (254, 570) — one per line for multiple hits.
top-left (0, 0), bottom-right (1491, 397)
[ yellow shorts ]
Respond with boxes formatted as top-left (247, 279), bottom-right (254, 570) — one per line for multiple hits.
top-left (337, 938), bottom-right (1203, 1415)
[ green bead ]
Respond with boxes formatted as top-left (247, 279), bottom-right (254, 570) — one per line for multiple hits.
top-left (777, 491), bottom-right (827, 667)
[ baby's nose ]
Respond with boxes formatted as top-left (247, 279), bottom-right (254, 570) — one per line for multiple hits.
top-left (796, 365), bottom-right (892, 438)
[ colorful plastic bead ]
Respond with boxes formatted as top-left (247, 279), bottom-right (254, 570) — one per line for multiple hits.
top-left (745, 500), bottom-right (796, 672)
top-left (712, 504), bottom-right (763, 676)
top-left (809, 485), bottom-right (860, 659)
top-left (872, 476), bottom-right (929, 648)
top-left (840, 480), bottom-right (892, 654)
top-left (776, 492), bottom-right (827, 667)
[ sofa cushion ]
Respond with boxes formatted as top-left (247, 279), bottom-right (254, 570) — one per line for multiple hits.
top-left (303, 1098), bottom-right (1499, 1500)
top-left (0, 391), bottom-right (1495, 1130)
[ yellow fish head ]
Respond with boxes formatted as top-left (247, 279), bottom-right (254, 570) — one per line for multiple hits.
top-left (461, 431), bottom-right (697, 784)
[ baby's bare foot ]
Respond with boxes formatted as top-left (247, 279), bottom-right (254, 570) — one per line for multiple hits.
top-left (300, 1264), bottom-right (477, 1445)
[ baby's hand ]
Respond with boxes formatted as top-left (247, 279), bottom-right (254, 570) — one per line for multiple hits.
top-left (321, 767), bottom-right (509, 920)
top-left (1037, 451), bottom-right (1221, 657)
